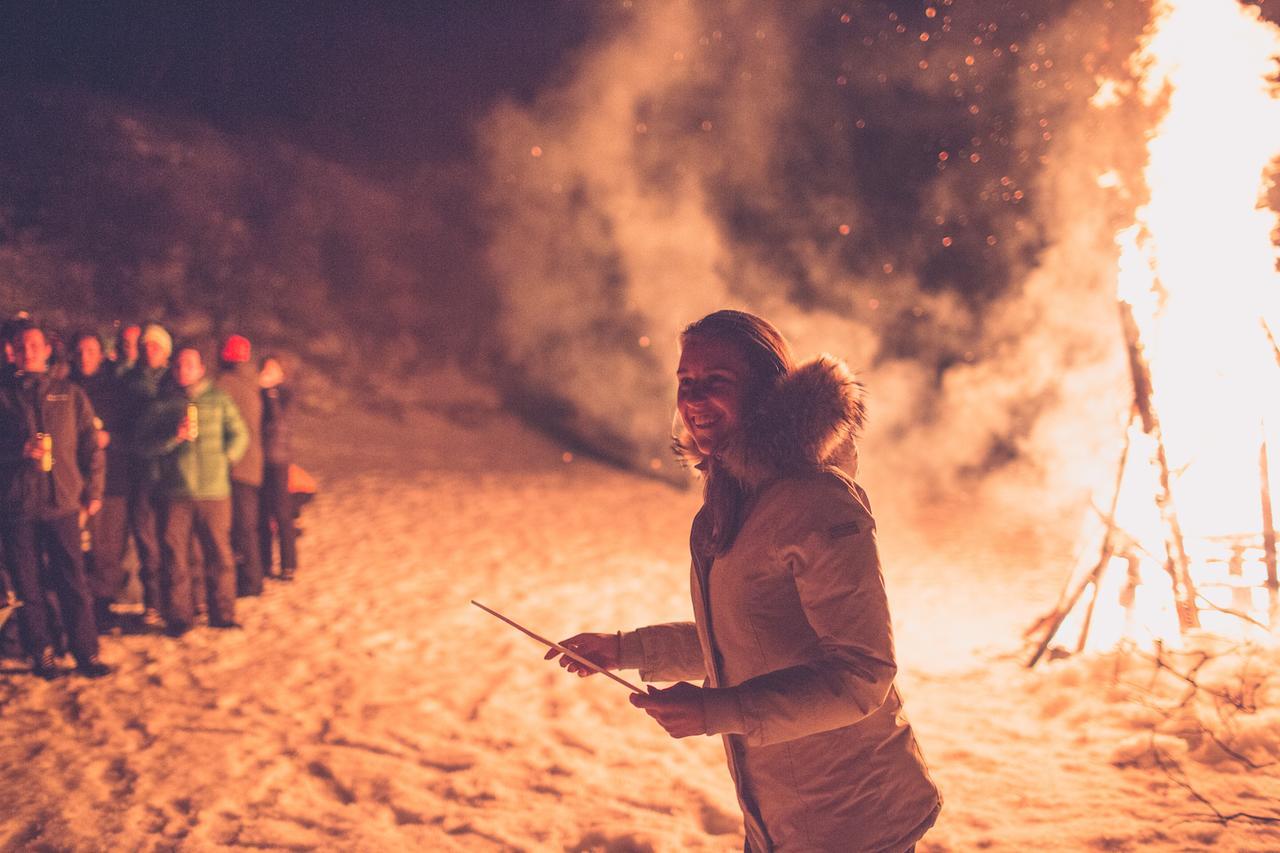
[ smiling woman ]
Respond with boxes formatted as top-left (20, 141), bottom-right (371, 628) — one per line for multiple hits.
top-left (547, 310), bottom-right (942, 852)
top-left (676, 314), bottom-right (792, 460)
top-left (676, 336), bottom-right (751, 456)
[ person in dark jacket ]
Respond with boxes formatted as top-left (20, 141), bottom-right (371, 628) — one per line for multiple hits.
top-left (257, 355), bottom-right (298, 581)
top-left (0, 320), bottom-right (110, 678)
top-left (140, 343), bottom-right (248, 635)
top-left (0, 317), bottom-right (18, 609)
top-left (70, 330), bottom-right (132, 628)
top-left (113, 323), bottom-right (141, 378)
top-left (215, 334), bottom-right (265, 596)
top-left (122, 322), bottom-right (173, 628)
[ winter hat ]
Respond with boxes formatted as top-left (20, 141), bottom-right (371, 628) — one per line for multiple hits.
top-left (140, 323), bottom-right (173, 357)
top-left (220, 334), bottom-right (251, 363)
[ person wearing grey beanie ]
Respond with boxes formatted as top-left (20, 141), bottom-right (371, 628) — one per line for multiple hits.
top-left (120, 322), bottom-right (173, 629)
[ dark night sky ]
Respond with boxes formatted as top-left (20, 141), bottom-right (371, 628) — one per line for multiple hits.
top-left (3, 0), bottom-right (1279, 484)
top-left (0, 1), bottom-right (594, 172)
top-left (4, 1), bottom-right (1277, 172)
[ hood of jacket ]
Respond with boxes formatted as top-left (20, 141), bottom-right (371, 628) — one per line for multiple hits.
top-left (673, 354), bottom-right (866, 488)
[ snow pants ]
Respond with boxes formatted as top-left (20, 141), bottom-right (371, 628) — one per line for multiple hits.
top-left (259, 463), bottom-right (297, 574)
top-left (230, 481), bottom-right (264, 595)
top-left (86, 494), bottom-right (128, 604)
top-left (0, 512), bottom-right (99, 664)
top-left (129, 477), bottom-right (163, 611)
top-left (159, 498), bottom-right (235, 629)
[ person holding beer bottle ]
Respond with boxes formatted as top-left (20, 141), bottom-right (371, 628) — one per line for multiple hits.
top-left (139, 342), bottom-right (248, 636)
top-left (0, 319), bottom-right (109, 679)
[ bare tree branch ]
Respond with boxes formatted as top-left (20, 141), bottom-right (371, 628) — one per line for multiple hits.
top-left (1150, 739), bottom-right (1280, 826)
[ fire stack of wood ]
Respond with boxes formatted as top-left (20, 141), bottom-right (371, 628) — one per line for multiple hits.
top-left (1025, 302), bottom-right (1280, 666)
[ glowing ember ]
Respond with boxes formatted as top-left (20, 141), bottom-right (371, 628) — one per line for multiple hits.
top-left (1034, 0), bottom-right (1280, 660)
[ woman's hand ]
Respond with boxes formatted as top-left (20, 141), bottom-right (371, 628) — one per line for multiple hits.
top-left (544, 632), bottom-right (620, 677)
top-left (630, 681), bottom-right (707, 738)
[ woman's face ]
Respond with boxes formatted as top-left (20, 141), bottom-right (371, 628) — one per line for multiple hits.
top-left (677, 335), bottom-right (751, 456)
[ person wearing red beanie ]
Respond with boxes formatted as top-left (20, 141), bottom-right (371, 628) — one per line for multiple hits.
top-left (220, 335), bottom-right (251, 365)
top-left (216, 334), bottom-right (265, 597)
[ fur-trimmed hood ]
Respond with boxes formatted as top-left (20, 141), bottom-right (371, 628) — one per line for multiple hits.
top-left (674, 354), bottom-right (866, 487)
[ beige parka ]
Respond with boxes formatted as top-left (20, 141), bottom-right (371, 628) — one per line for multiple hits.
top-left (619, 356), bottom-right (941, 852)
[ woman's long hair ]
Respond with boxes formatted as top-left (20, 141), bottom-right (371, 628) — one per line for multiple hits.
top-left (680, 310), bottom-right (796, 556)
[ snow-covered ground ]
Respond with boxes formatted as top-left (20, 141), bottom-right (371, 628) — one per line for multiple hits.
top-left (2, 395), bottom-right (1278, 851)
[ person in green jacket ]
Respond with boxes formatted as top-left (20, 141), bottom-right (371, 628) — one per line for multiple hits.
top-left (140, 342), bottom-right (248, 636)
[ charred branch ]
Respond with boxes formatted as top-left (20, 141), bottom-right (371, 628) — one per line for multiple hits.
top-left (1115, 643), bottom-right (1280, 826)
top-left (1120, 301), bottom-right (1156, 435)
top-left (1260, 431), bottom-right (1280, 625)
top-left (1132, 644), bottom-right (1260, 714)
top-left (1026, 414), bottom-right (1134, 667)
top-left (1150, 744), bottom-right (1280, 826)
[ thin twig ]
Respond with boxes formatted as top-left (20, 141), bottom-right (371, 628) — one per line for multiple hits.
top-left (1150, 739), bottom-right (1280, 826)
top-left (1193, 594), bottom-right (1270, 630)
top-left (1195, 721), bottom-right (1278, 771)
top-left (1130, 647), bottom-right (1255, 712)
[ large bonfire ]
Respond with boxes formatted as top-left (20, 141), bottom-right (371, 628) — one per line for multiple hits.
top-left (1030, 0), bottom-right (1280, 662)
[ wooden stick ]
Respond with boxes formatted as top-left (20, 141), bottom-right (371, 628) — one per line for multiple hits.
top-left (1258, 322), bottom-right (1280, 625)
top-left (1260, 426), bottom-right (1279, 626)
top-left (1120, 301), bottom-right (1156, 434)
top-left (1073, 560), bottom-right (1107, 655)
top-left (1027, 415), bottom-right (1137, 666)
top-left (470, 600), bottom-right (645, 694)
top-left (1261, 318), bottom-right (1280, 369)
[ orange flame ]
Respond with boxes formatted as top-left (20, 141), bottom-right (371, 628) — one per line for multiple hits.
top-left (1067, 0), bottom-right (1280, 652)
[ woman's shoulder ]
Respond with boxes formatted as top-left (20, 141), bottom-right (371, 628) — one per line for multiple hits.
top-left (755, 468), bottom-right (873, 529)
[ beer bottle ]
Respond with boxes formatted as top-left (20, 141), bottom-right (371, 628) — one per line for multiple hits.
top-left (39, 433), bottom-right (53, 472)
top-left (187, 402), bottom-right (199, 441)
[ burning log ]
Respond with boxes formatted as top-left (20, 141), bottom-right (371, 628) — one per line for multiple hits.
top-left (1259, 321), bottom-right (1280, 623)
top-left (1259, 432), bottom-right (1279, 625)
top-left (1030, 0), bottom-right (1280, 666)
top-left (1119, 299), bottom-right (1199, 632)
top-left (1025, 414), bottom-right (1132, 667)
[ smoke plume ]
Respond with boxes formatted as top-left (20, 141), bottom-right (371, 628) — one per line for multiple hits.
top-left (479, 0), bottom-right (1163, 533)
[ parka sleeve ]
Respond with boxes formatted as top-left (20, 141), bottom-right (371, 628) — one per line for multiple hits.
top-left (222, 395), bottom-right (249, 465)
top-left (702, 481), bottom-right (898, 747)
top-left (0, 394), bottom-right (29, 463)
top-left (618, 621), bottom-right (706, 683)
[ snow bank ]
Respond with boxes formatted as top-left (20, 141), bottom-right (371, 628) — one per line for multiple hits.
top-left (1, 404), bottom-right (1278, 851)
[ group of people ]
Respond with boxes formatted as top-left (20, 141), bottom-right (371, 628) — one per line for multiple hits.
top-left (4, 303), bottom-right (932, 848)
top-left (0, 316), bottom-right (300, 680)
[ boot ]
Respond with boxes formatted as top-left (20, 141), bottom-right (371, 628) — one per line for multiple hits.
top-left (32, 647), bottom-right (64, 680)
top-left (140, 608), bottom-right (165, 634)
top-left (74, 656), bottom-right (113, 679)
